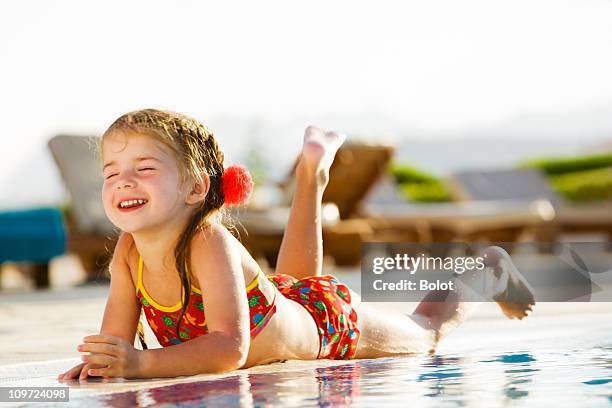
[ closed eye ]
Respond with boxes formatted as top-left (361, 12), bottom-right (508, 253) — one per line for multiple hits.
top-left (104, 168), bottom-right (155, 180)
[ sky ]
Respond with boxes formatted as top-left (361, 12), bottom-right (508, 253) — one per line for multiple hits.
top-left (0, 0), bottom-right (611, 208)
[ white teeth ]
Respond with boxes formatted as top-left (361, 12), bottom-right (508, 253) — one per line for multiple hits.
top-left (119, 199), bottom-right (147, 208)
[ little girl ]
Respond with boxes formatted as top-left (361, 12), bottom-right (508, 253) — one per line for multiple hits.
top-left (58, 109), bottom-right (534, 380)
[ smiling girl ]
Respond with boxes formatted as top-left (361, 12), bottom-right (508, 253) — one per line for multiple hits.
top-left (58, 109), bottom-right (534, 380)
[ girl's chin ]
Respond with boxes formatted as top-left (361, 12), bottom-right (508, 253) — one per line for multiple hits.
top-left (115, 220), bottom-right (164, 235)
top-left (110, 220), bottom-right (147, 234)
top-left (108, 213), bottom-right (150, 233)
top-left (117, 223), bottom-right (151, 233)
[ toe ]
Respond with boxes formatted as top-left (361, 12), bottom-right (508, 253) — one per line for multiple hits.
top-left (325, 130), bottom-right (346, 143)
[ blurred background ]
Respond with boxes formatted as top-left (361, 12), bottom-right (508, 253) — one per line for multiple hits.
top-left (1, 0), bottom-right (611, 291)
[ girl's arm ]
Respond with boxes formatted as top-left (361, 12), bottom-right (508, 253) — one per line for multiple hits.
top-left (138, 224), bottom-right (250, 376)
top-left (100, 232), bottom-right (142, 341)
top-left (59, 233), bottom-right (141, 381)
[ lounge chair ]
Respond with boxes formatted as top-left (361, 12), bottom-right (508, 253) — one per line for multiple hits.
top-left (358, 169), bottom-right (554, 250)
top-left (363, 197), bottom-right (554, 245)
top-left (0, 207), bottom-right (66, 288)
top-left (448, 168), bottom-right (612, 242)
top-left (48, 135), bottom-right (116, 282)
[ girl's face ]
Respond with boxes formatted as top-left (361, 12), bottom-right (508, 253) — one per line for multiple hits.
top-left (101, 130), bottom-right (191, 233)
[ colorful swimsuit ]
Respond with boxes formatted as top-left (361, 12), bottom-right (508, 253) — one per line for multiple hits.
top-left (136, 256), bottom-right (360, 359)
top-left (268, 274), bottom-right (361, 360)
top-left (136, 256), bottom-right (277, 347)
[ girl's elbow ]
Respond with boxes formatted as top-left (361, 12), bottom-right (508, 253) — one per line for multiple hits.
top-left (210, 337), bottom-right (249, 373)
top-left (227, 343), bottom-right (249, 370)
top-left (209, 349), bottom-right (247, 373)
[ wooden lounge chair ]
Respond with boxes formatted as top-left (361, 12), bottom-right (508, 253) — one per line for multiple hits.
top-left (448, 168), bottom-right (612, 242)
top-left (363, 197), bottom-right (554, 245)
top-left (48, 135), bottom-right (117, 282)
top-left (356, 168), bottom-right (556, 252)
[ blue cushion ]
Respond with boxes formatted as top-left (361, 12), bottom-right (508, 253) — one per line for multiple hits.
top-left (0, 208), bottom-right (66, 263)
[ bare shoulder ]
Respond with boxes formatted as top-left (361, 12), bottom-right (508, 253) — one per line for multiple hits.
top-left (189, 222), bottom-right (255, 284)
top-left (190, 222), bottom-right (240, 262)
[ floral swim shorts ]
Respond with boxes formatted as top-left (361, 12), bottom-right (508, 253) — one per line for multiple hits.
top-left (268, 273), bottom-right (360, 360)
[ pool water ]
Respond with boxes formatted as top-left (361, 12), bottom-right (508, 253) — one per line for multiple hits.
top-left (43, 341), bottom-right (612, 407)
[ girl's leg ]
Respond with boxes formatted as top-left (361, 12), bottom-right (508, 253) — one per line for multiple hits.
top-left (275, 126), bottom-right (346, 280)
top-left (354, 246), bottom-right (535, 358)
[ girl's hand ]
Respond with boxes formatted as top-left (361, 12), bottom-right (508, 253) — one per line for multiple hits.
top-left (76, 334), bottom-right (144, 379)
top-left (57, 362), bottom-right (108, 381)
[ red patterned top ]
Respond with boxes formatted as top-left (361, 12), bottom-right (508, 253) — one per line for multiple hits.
top-left (135, 256), bottom-right (277, 347)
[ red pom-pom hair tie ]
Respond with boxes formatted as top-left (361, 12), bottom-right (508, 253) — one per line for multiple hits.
top-left (221, 164), bottom-right (254, 206)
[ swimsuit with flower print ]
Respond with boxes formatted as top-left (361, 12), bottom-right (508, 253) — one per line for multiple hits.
top-left (136, 256), bottom-right (276, 347)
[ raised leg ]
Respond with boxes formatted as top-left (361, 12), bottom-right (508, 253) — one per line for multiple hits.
top-left (354, 246), bottom-right (536, 358)
top-left (274, 126), bottom-right (346, 280)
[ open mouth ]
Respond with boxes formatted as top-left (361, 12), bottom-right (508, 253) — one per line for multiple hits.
top-left (117, 199), bottom-right (148, 212)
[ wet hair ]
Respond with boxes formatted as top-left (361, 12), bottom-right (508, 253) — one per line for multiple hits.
top-left (100, 108), bottom-right (227, 347)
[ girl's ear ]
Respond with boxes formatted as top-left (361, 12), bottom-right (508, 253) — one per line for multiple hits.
top-left (185, 171), bottom-right (210, 205)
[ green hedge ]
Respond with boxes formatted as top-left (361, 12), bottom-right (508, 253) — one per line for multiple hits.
top-left (550, 167), bottom-right (612, 202)
top-left (521, 153), bottom-right (612, 175)
top-left (390, 163), bottom-right (452, 202)
top-left (399, 181), bottom-right (452, 202)
top-left (390, 163), bottom-right (439, 184)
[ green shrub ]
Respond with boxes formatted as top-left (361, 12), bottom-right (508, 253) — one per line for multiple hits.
top-left (389, 162), bottom-right (452, 202)
top-left (521, 153), bottom-right (612, 175)
top-left (549, 167), bottom-right (612, 202)
top-left (399, 181), bottom-right (452, 202)
top-left (390, 163), bottom-right (439, 184)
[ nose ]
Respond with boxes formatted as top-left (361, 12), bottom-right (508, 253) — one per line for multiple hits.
top-left (116, 171), bottom-right (137, 190)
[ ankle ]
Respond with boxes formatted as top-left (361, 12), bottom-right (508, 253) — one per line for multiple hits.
top-left (296, 162), bottom-right (329, 189)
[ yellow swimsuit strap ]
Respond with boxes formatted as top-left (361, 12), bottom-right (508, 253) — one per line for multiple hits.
top-left (136, 255), bottom-right (262, 311)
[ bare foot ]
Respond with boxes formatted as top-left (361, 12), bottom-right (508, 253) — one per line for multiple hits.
top-left (484, 246), bottom-right (536, 320)
top-left (297, 125), bottom-right (346, 186)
